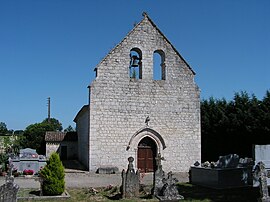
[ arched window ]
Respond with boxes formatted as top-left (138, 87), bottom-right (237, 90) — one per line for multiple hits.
top-left (153, 50), bottom-right (166, 80)
top-left (129, 48), bottom-right (142, 79)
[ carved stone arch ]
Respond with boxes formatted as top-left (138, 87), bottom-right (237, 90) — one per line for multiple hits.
top-left (127, 127), bottom-right (166, 153)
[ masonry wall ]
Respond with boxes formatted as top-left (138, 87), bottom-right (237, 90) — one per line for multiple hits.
top-left (88, 16), bottom-right (201, 173)
top-left (76, 108), bottom-right (89, 169)
top-left (46, 143), bottom-right (59, 157)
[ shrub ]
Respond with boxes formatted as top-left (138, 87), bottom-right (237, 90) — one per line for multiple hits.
top-left (40, 152), bottom-right (65, 196)
top-left (0, 153), bottom-right (8, 171)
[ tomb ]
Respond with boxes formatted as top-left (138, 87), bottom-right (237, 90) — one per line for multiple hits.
top-left (190, 154), bottom-right (254, 189)
top-left (9, 148), bottom-right (46, 174)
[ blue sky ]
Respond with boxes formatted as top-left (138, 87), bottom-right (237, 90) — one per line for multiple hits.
top-left (0, 0), bottom-right (269, 130)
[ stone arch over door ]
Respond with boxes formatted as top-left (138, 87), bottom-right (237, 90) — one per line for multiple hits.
top-left (126, 127), bottom-right (166, 171)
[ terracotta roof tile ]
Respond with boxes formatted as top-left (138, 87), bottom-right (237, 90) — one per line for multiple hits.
top-left (45, 131), bottom-right (77, 142)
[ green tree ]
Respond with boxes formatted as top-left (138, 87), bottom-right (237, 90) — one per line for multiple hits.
top-left (21, 118), bottom-right (63, 154)
top-left (0, 153), bottom-right (8, 172)
top-left (64, 125), bottom-right (75, 132)
top-left (40, 152), bottom-right (65, 196)
top-left (0, 122), bottom-right (8, 136)
top-left (201, 90), bottom-right (270, 161)
top-left (42, 118), bottom-right (63, 131)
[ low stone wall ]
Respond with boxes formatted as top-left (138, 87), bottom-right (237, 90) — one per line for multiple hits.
top-left (17, 190), bottom-right (70, 201)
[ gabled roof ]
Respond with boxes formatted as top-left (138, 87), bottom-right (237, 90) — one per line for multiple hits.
top-left (45, 131), bottom-right (78, 142)
top-left (73, 105), bottom-right (89, 122)
top-left (93, 12), bottom-right (195, 75)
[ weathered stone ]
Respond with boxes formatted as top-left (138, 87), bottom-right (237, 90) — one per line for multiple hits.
top-left (74, 12), bottom-right (201, 173)
top-left (216, 154), bottom-right (239, 168)
top-left (154, 153), bottom-right (166, 196)
top-left (0, 165), bottom-right (19, 202)
top-left (155, 172), bottom-right (184, 201)
top-left (254, 162), bottom-right (270, 202)
top-left (96, 166), bottom-right (119, 174)
top-left (154, 154), bottom-right (184, 201)
top-left (121, 157), bottom-right (140, 198)
top-left (253, 145), bottom-right (270, 187)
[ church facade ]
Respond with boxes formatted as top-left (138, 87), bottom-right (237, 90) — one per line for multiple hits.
top-left (74, 13), bottom-right (201, 173)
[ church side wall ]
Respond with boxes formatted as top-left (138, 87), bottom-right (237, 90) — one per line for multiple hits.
top-left (76, 110), bottom-right (89, 169)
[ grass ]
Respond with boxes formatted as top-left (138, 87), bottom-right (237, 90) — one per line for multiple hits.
top-left (17, 183), bottom-right (261, 202)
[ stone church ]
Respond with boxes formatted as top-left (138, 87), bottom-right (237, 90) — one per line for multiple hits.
top-left (74, 13), bottom-right (201, 173)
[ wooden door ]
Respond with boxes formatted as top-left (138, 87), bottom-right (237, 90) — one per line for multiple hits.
top-left (138, 147), bottom-right (154, 172)
top-left (137, 137), bottom-right (156, 173)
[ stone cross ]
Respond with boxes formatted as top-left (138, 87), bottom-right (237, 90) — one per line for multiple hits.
top-left (8, 164), bottom-right (14, 177)
top-left (127, 157), bottom-right (134, 172)
top-left (145, 116), bottom-right (150, 126)
top-left (155, 153), bottom-right (165, 170)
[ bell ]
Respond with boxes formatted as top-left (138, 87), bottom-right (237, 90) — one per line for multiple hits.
top-left (130, 55), bottom-right (140, 67)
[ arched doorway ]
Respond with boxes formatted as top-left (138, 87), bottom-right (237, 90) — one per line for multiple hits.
top-left (137, 136), bottom-right (157, 173)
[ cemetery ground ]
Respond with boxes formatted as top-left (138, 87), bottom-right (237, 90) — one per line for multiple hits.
top-left (16, 183), bottom-right (261, 202)
top-left (0, 160), bottom-right (264, 201)
top-left (1, 172), bottom-right (262, 201)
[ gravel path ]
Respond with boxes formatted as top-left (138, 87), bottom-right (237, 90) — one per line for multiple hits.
top-left (0, 172), bottom-right (188, 189)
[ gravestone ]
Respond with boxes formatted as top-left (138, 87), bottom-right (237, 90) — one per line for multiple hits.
top-left (154, 153), bottom-right (166, 196)
top-left (154, 153), bottom-right (184, 201)
top-left (254, 162), bottom-right (270, 202)
top-left (121, 157), bottom-right (140, 198)
top-left (253, 145), bottom-right (270, 186)
top-left (157, 172), bottom-right (184, 201)
top-left (0, 164), bottom-right (19, 202)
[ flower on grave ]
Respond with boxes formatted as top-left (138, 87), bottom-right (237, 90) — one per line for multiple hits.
top-left (23, 169), bottom-right (34, 175)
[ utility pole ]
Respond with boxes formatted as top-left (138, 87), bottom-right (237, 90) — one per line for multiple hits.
top-left (47, 97), bottom-right (51, 123)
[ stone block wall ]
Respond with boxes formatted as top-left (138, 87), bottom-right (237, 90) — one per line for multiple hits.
top-left (86, 14), bottom-right (201, 173)
top-left (75, 105), bottom-right (89, 168)
top-left (46, 143), bottom-right (60, 157)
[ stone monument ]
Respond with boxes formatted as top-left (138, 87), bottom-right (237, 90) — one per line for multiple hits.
top-left (154, 153), bottom-right (184, 201)
top-left (158, 172), bottom-right (184, 201)
top-left (154, 153), bottom-right (166, 196)
top-left (0, 164), bottom-right (19, 202)
top-left (254, 162), bottom-right (270, 202)
top-left (121, 157), bottom-right (140, 198)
